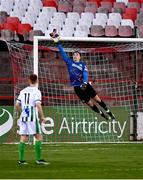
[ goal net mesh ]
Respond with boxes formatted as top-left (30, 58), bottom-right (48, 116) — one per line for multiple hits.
top-left (7, 39), bottom-right (143, 143)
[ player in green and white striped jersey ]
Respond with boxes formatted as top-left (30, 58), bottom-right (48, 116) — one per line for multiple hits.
top-left (15, 74), bottom-right (48, 165)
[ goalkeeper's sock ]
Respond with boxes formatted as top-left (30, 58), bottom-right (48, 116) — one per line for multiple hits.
top-left (18, 142), bottom-right (26, 161)
top-left (35, 140), bottom-right (42, 161)
top-left (97, 100), bottom-right (115, 120)
top-left (90, 105), bottom-right (108, 120)
top-left (97, 100), bottom-right (108, 110)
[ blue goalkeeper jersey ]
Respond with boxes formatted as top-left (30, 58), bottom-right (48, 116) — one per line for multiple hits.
top-left (57, 43), bottom-right (88, 87)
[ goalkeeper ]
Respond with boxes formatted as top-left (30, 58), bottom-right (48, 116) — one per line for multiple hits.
top-left (50, 29), bottom-right (116, 121)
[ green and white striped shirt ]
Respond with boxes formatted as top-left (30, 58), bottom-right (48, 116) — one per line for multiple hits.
top-left (16, 86), bottom-right (41, 122)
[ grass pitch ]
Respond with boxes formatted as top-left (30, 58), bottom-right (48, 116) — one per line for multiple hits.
top-left (0, 143), bottom-right (143, 179)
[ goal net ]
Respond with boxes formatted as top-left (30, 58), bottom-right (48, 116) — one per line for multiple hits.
top-left (7, 37), bottom-right (143, 143)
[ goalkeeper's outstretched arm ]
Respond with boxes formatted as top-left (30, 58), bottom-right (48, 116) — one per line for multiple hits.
top-left (57, 43), bottom-right (71, 64)
top-left (50, 29), bottom-right (71, 64)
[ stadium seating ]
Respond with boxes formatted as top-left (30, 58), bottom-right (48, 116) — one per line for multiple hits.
top-left (84, 1), bottom-right (98, 13)
top-left (100, 1), bottom-right (113, 12)
top-left (6, 17), bottom-right (20, 30)
top-left (74, 30), bottom-right (88, 37)
top-left (60, 28), bottom-right (74, 37)
top-left (105, 25), bottom-right (118, 36)
top-left (121, 19), bottom-right (134, 28)
top-left (123, 7), bottom-right (138, 21)
top-left (107, 12), bottom-right (122, 27)
top-left (58, 0), bottom-right (73, 12)
top-left (76, 24), bottom-right (90, 34)
top-left (33, 21), bottom-right (49, 33)
top-left (0, 0), bottom-right (143, 39)
top-left (116, 0), bottom-right (128, 6)
top-left (97, 6), bottom-right (110, 13)
top-left (64, 18), bottom-right (77, 27)
top-left (43, 0), bottom-right (58, 8)
top-left (90, 25), bottom-right (105, 36)
top-left (93, 13), bottom-right (108, 28)
top-left (29, 29), bottom-right (44, 41)
top-left (113, 2), bottom-right (126, 12)
top-left (127, 1), bottom-right (140, 12)
top-left (118, 25), bottom-right (134, 36)
top-left (17, 23), bottom-right (32, 41)
top-left (0, 0), bottom-right (14, 15)
top-left (67, 12), bottom-right (80, 22)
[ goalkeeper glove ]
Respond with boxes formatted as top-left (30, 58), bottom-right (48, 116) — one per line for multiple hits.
top-left (49, 29), bottom-right (60, 43)
top-left (80, 82), bottom-right (87, 91)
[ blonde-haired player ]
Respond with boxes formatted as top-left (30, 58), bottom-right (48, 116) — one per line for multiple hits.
top-left (15, 74), bottom-right (48, 165)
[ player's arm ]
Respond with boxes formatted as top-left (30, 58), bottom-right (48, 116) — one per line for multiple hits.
top-left (50, 29), bottom-right (71, 64)
top-left (83, 65), bottom-right (88, 84)
top-left (35, 91), bottom-right (47, 123)
top-left (15, 101), bottom-right (21, 111)
top-left (57, 43), bottom-right (71, 63)
top-left (80, 65), bottom-right (88, 90)
top-left (15, 96), bottom-right (22, 118)
top-left (36, 102), bottom-right (47, 123)
top-left (36, 102), bottom-right (45, 122)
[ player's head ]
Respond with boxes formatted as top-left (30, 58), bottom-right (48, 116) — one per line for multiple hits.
top-left (73, 51), bottom-right (81, 62)
top-left (28, 74), bottom-right (38, 85)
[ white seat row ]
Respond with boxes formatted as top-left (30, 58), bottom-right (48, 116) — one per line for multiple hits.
top-left (34, 11), bottom-right (131, 33)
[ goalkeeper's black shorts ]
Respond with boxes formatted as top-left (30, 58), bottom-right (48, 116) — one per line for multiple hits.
top-left (74, 83), bottom-right (97, 103)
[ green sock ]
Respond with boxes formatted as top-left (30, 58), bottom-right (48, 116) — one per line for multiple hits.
top-left (18, 142), bottom-right (25, 161)
top-left (35, 141), bottom-right (42, 161)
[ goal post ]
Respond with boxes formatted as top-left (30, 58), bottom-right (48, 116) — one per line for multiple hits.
top-left (7, 37), bottom-right (143, 143)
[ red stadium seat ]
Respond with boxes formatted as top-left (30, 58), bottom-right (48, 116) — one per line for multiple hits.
top-left (125, 7), bottom-right (138, 14)
top-left (6, 17), bottom-right (20, 30)
top-left (43, 0), bottom-right (58, 8)
top-left (123, 7), bottom-right (138, 21)
top-left (17, 23), bottom-right (32, 35)
top-left (123, 13), bottom-right (137, 21)
top-left (102, 0), bottom-right (116, 4)
top-left (0, 23), bottom-right (4, 30)
top-left (129, 0), bottom-right (142, 2)
top-left (3, 23), bottom-right (17, 32)
top-left (127, 2), bottom-right (140, 12)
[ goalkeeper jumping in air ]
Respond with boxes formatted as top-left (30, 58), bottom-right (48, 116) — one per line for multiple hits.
top-left (50, 29), bottom-right (116, 121)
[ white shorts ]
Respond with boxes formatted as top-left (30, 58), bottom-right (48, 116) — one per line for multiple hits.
top-left (18, 120), bottom-right (42, 135)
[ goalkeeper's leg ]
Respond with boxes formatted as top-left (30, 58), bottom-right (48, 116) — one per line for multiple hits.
top-left (93, 95), bottom-right (116, 120)
top-left (87, 101), bottom-right (109, 120)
